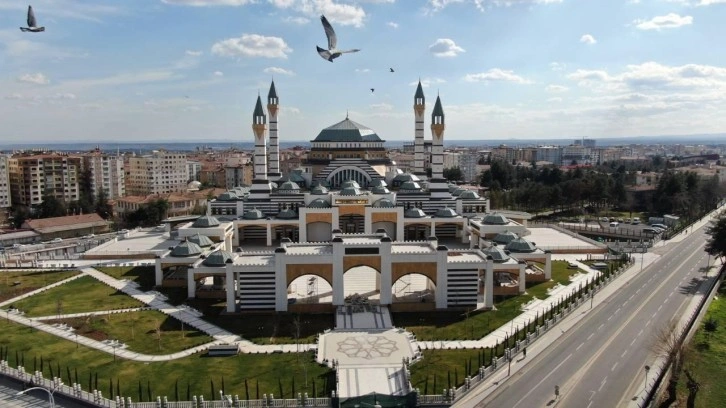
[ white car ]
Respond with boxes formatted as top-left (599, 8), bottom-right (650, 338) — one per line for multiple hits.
top-left (50, 237), bottom-right (63, 243)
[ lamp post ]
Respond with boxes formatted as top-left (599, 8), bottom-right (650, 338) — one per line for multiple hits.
top-left (644, 365), bottom-right (651, 392)
top-left (16, 386), bottom-right (55, 408)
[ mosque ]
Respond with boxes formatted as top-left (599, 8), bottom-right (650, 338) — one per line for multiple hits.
top-left (154, 81), bottom-right (551, 313)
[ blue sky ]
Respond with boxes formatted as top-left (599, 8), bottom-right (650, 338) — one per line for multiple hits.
top-left (1, 0), bottom-right (726, 144)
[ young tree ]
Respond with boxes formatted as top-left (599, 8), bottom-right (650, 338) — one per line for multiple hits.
top-left (705, 214), bottom-right (726, 264)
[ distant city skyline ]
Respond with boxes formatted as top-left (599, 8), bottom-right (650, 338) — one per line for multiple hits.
top-left (2, 1), bottom-right (726, 143)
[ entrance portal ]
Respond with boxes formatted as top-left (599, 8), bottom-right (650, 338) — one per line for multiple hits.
top-left (343, 266), bottom-right (381, 303)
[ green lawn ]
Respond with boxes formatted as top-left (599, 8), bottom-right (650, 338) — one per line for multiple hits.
top-left (675, 283), bottom-right (726, 407)
top-left (95, 266), bottom-right (155, 291)
top-left (0, 319), bottom-right (334, 400)
top-left (0, 270), bottom-right (80, 303)
top-left (10, 276), bottom-right (143, 317)
top-left (393, 261), bottom-right (580, 341)
top-left (55, 310), bottom-right (212, 355)
top-left (410, 349), bottom-right (489, 393)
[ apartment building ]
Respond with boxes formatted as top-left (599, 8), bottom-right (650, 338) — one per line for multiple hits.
top-left (126, 150), bottom-right (189, 196)
top-left (0, 154), bottom-right (11, 209)
top-left (9, 153), bottom-right (81, 206)
top-left (82, 150), bottom-right (125, 199)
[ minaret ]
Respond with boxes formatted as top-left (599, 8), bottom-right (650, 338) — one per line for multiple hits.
top-left (429, 94), bottom-right (449, 198)
top-left (267, 80), bottom-right (281, 181)
top-left (250, 94), bottom-right (271, 199)
top-left (413, 80), bottom-right (426, 179)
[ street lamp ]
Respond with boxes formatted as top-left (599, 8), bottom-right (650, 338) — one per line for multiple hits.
top-left (16, 386), bottom-right (56, 408)
top-left (644, 365), bottom-right (651, 392)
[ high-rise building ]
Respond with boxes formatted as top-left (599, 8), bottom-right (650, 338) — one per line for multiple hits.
top-left (9, 153), bottom-right (81, 206)
top-left (187, 161), bottom-right (202, 182)
top-left (82, 149), bottom-right (125, 200)
top-left (0, 154), bottom-right (11, 209)
top-left (126, 150), bottom-right (189, 196)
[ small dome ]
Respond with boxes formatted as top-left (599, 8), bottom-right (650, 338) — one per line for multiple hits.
top-left (400, 181), bottom-right (423, 191)
top-left (482, 213), bottom-right (509, 225)
top-left (448, 184), bottom-right (459, 193)
top-left (216, 191), bottom-right (239, 201)
top-left (188, 233), bottom-right (214, 247)
top-left (188, 181), bottom-right (202, 189)
top-left (242, 208), bottom-right (266, 220)
top-left (192, 215), bottom-right (221, 228)
top-left (459, 190), bottom-right (481, 199)
top-left (288, 171), bottom-right (306, 183)
top-left (203, 250), bottom-right (234, 267)
top-left (493, 230), bottom-right (519, 245)
top-left (371, 186), bottom-right (390, 194)
top-left (339, 187), bottom-right (362, 196)
top-left (311, 179), bottom-right (330, 188)
top-left (341, 180), bottom-right (361, 189)
top-left (278, 181), bottom-right (301, 191)
top-left (369, 179), bottom-right (387, 188)
top-left (170, 240), bottom-right (203, 257)
top-left (392, 173), bottom-right (420, 183)
top-left (483, 245), bottom-right (510, 263)
top-left (435, 207), bottom-right (458, 218)
top-left (451, 188), bottom-right (466, 197)
top-left (404, 208), bottom-right (427, 218)
top-left (308, 198), bottom-right (330, 208)
top-left (505, 237), bottom-right (537, 253)
top-left (311, 185), bottom-right (329, 195)
top-left (277, 208), bottom-right (298, 219)
top-left (373, 198), bottom-right (395, 208)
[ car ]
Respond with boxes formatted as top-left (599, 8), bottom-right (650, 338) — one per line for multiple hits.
top-left (632, 218), bottom-right (641, 225)
top-left (651, 223), bottom-right (668, 230)
top-left (12, 243), bottom-right (24, 249)
top-left (50, 237), bottom-right (63, 243)
top-left (117, 229), bottom-right (129, 235)
top-left (600, 217), bottom-right (609, 222)
top-left (567, 262), bottom-right (578, 269)
top-left (81, 234), bottom-right (95, 239)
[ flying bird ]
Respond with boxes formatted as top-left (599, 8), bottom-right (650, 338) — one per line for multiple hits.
top-left (20, 5), bottom-right (45, 32)
top-left (316, 15), bottom-right (360, 62)
top-left (389, 68), bottom-right (395, 73)
top-left (370, 88), bottom-right (375, 93)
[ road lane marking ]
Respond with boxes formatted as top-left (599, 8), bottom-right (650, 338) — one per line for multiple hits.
top-left (621, 350), bottom-right (627, 358)
top-left (646, 320), bottom-right (651, 327)
top-left (598, 324), bottom-right (604, 330)
top-left (587, 401), bottom-right (594, 408)
top-left (587, 333), bottom-right (594, 340)
top-left (630, 338), bottom-right (637, 346)
top-left (611, 362), bottom-right (618, 372)
top-left (577, 343), bottom-right (584, 351)
top-left (510, 354), bottom-right (573, 408)
top-left (599, 377), bottom-right (608, 392)
top-left (638, 329), bottom-right (644, 337)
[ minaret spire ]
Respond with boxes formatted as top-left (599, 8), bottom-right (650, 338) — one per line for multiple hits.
top-left (250, 94), bottom-right (271, 199)
top-left (413, 79), bottom-right (426, 179)
top-left (429, 94), bottom-right (449, 198)
top-left (267, 79), bottom-right (281, 180)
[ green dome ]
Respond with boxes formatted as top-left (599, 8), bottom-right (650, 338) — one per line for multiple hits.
top-left (340, 187), bottom-right (362, 196)
top-left (312, 117), bottom-right (383, 142)
top-left (482, 213), bottom-right (509, 225)
top-left (203, 250), bottom-right (234, 267)
top-left (371, 186), bottom-right (390, 194)
top-left (459, 190), bottom-right (481, 199)
top-left (400, 181), bottom-right (423, 191)
top-left (483, 245), bottom-right (510, 263)
top-left (505, 237), bottom-right (537, 253)
top-left (341, 180), bottom-right (361, 189)
top-left (311, 185), bottom-right (329, 195)
top-left (242, 208), bottom-right (266, 220)
top-left (493, 230), bottom-right (518, 245)
top-left (170, 241), bottom-right (203, 257)
top-left (278, 181), bottom-right (301, 191)
top-left (435, 207), bottom-right (458, 218)
top-left (404, 208), bottom-right (427, 218)
top-left (217, 191), bottom-right (239, 201)
top-left (392, 173), bottom-right (420, 183)
top-left (451, 188), bottom-right (466, 197)
top-left (192, 215), bottom-right (221, 228)
top-left (373, 198), bottom-right (395, 208)
top-left (369, 179), bottom-right (387, 188)
top-left (277, 208), bottom-right (298, 219)
top-left (308, 198), bottom-right (330, 208)
top-left (188, 233), bottom-right (214, 247)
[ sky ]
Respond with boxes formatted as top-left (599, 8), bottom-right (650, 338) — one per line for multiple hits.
top-left (2, 0), bottom-right (726, 144)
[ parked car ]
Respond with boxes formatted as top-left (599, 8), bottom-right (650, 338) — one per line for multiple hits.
top-left (82, 234), bottom-right (96, 239)
top-left (567, 262), bottom-right (578, 269)
top-left (50, 237), bottom-right (63, 243)
top-left (632, 218), bottom-right (641, 225)
top-left (117, 229), bottom-right (129, 235)
top-left (651, 223), bottom-right (668, 230)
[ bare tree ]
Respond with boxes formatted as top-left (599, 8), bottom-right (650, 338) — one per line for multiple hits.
top-left (651, 323), bottom-right (687, 407)
top-left (155, 320), bottom-right (162, 351)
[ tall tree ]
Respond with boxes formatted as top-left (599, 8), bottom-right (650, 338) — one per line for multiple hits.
top-left (37, 194), bottom-right (67, 218)
top-left (95, 189), bottom-right (113, 219)
top-left (705, 214), bottom-right (726, 263)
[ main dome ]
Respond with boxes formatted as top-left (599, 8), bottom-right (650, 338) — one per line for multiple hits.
top-left (312, 118), bottom-right (383, 143)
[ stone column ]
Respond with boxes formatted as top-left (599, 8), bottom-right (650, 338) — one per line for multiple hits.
top-left (519, 261), bottom-right (526, 294)
top-left (226, 267), bottom-right (236, 313)
top-left (435, 244), bottom-right (448, 309)
top-left (332, 237), bottom-right (345, 306)
top-left (544, 251), bottom-right (552, 280)
top-left (155, 258), bottom-right (163, 286)
top-left (379, 237), bottom-right (393, 305)
top-left (187, 268), bottom-right (196, 299)
top-left (485, 256), bottom-right (494, 309)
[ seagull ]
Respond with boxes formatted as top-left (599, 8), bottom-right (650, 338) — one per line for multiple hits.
top-left (390, 68), bottom-right (395, 73)
top-left (370, 88), bottom-right (375, 93)
top-left (20, 5), bottom-right (45, 32)
top-left (316, 15), bottom-right (360, 62)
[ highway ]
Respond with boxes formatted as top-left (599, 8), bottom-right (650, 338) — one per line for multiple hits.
top-left (472, 224), bottom-right (714, 408)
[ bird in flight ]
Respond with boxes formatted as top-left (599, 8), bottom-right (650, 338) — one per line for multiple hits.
top-left (390, 68), bottom-right (395, 73)
top-left (316, 15), bottom-right (360, 62)
top-left (20, 5), bottom-right (45, 32)
top-left (370, 88), bottom-right (375, 93)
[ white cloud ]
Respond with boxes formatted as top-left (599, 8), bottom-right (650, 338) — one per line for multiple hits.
top-left (355, 68), bottom-right (371, 73)
top-left (427, 0), bottom-right (562, 13)
top-left (409, 77), bottom-right (446, 88)
top-left (213, 71), bottom-right (224, 76)
top-left (60, 71), bottom-right (181, 89)
top-left (283, 16), bottom-right (310, 24)
top-left (429, 38), bottom-right (465, 57)
top-left (370, 102), bottom-right (394, 111)
top-left (580, 34), bottom-right (597, 44)
top-left (211, 34), bottom-right (293, 59)
top-left (550, 62), bottom-right (566, 71)
top-left (161, 0), bottom-right (254, 6)
top-left (0, 0), bottom-right (122, 23)
top-left (303, 0), bottom-right (367, 27)
top-left (185, 50), bottom-right (203, 56)
top-left (464, 69), bottom-right (532, 84)
top-left (545, 84), bottom-right (568, 92)
top-left (546, 97), bottom-right (563, 103)
top-left (18, 73), bottom-right (50, 85)
top-left (634, 13), bottom-right (693, 31)
top-left (387, 21), bottom-right (399, 28)
top-left (264, 66), bottom-right (296, 75)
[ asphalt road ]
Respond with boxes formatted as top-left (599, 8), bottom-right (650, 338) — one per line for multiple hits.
top-left (476, 226), bottom-right (713, 408)
top-left (0, 377), bottom-right (93, 407)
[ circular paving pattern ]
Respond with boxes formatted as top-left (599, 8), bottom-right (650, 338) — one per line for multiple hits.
top-left (336, 335), bottom-right (399, 360)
